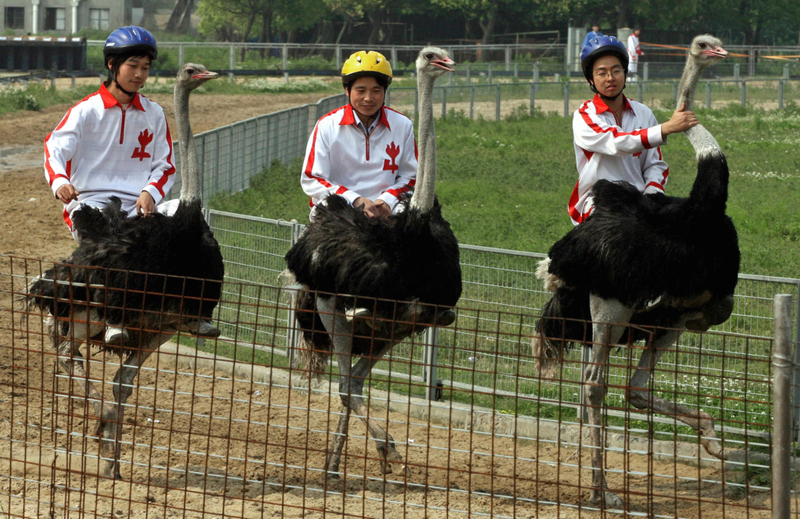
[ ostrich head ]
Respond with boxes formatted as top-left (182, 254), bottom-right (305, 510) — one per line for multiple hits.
top-left (415, 46), bottom-right (455, 79)
top-left (176, 63), bottom-right (219, 92)
top-left (677, 35), bottom-right (727, 112)
top-left (688, 35), bottom-right (728, 68)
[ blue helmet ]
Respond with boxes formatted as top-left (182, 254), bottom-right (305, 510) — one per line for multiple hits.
top-left (103, 26), bottom-right (157, 60)
top-left (580, 35), bottom-right (628, 82)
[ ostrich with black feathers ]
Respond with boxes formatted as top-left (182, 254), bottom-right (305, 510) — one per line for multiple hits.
top-left (26, 63), bottom-right (224, 479)
top-left (532, 35), bottom-right (736, 508)
top-left (284, 46), bottom-right (461, 478)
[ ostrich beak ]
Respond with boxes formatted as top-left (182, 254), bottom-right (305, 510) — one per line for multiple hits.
top-left (703, 46), bottom-right (728, 59)
top-left (432, 57), bottom-right (456, 72)
top-left (192, 71), bottom-right (220, 81)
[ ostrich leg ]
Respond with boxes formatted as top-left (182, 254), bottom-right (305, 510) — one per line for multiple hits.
top-left (317, 298), bottom-right (410, 478)
top-left (97, 335), bottom-right (161, 479)
top-left (627, 328), bottom-right (726, 460)
top-left (585, 295), bottom-right (633, 509)
top-left (52, 312), bottom-right (108, 426)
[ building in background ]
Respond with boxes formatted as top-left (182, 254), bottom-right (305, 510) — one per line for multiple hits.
top-left (1, 0), bottom-right (143, 36)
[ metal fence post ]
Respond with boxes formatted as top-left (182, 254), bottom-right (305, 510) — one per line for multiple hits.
top-left (784, 64), bottom-right (790, 80)
top-left (505, 46), bottom-right (511, 71)
top-left (282, 45), bottom-right (289, 83)
top-left (773, 294), bottom-right (793, 519)
top-left (496, 84), bottom-right (501, 121)
top-left (442, 86), bottom-right (447, 118)
top-left (734, 63), bottom-right (740, 86)
top-left (643, 62), bottom-right (649, 82)
top-left (470, 86), bottom-right (475, 119)
top-left (792, 282), bottom-right (800, 443)
top-left (178, 43), bottom-right (184, 66)
top-left (533, 61), bottom-right (540, 86)
top-left (229, 46), bottom-right (235, 82)
top-left (779, 80), bottom-right (784, 110)
top-left (706, 81), bottom-right (712, 109)
top-left (530, 81), bottom-right (536, 114)
top-left (514, 62), bottom-right (518, 82)
top-left (741, 80), bottom-right (747, 107)
top-left (637, 81), bottom-right (643, 103)
top-left (390, 46), bottom-right (398, 70)
top-left (563, 80), bottom-right (570, 118)
top-left (488, 63), bottom-right (493, 84)
top-left (423, 327), bottom-right (440, 401)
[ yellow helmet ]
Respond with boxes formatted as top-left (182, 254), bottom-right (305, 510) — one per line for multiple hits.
top-left (341, 50), bottom-right (393, 88)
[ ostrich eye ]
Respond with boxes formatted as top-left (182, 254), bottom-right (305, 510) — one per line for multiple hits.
top-left (698, 43), bottom-right (706, 49)
top-left (186, 68), bottom-right (194, 74)
top-left (425, 53), bottom-right (434, 60)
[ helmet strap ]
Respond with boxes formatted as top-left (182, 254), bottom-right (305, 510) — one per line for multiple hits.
top-left (113, 76), bottom-right (137, 98)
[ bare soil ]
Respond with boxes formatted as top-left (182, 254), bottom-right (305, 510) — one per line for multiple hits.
top-left (0, 93), bottom-right (774, 518)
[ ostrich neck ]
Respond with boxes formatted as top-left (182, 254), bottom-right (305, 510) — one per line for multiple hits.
top-left (677, 56), bottom-right (728, 209)
top-left (676, 57), bottom-right (723, 168)
top-left (410, 73), bottom-right (436, 211)
top-left (174, 86), bottom-right (201, 202)
top-left (676, 58), bottom-right (702, 112)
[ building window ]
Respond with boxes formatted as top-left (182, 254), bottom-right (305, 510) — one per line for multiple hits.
top-left (5, 7), bottom-right (25, 30)
top-left (44, 8), bottom-right (66, 31)
top-left (89, 9), bottom-right (110, 31)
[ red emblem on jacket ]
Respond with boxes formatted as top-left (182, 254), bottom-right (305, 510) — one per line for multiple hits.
top-left (383, 142), bottom-right (400, 173)
top-left (132, 129), bottom-right (154, 161)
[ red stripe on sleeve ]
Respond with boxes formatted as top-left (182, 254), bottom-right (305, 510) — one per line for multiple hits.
top-left (149, 123), bottom-right (176, 197)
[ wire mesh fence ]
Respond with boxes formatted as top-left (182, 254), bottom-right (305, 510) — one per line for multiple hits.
top-left (0, 254), bottom-right (793, 518)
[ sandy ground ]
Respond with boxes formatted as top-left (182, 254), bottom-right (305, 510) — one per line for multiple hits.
top-left (0, 87), bottom-right (777, 518)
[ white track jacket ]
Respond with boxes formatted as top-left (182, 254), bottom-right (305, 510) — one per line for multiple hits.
top-left (301, 104), bottom-right (417, 220)
top-left (570, 94), bottom-right (669, 225)
top-left (44, 83), bottom-right (176, 230)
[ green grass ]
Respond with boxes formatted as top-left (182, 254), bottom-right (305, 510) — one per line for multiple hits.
top-left (209, 103), bottom-right (800, 279)
top-left (0, 82), bottom-right (98, 116)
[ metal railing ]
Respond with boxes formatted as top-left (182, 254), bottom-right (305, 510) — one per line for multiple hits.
top-left (205, 209), bottom-right (800, 445)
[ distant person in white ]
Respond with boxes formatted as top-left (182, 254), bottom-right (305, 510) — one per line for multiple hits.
top-left (627, 27), bottom-right (643, 82)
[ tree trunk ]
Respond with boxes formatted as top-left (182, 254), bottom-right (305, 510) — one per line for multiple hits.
top-left (239, 15), bottom-right (257, 62)
top-left (478, 4), bottom-right (498, 50)
top-left (259, 12), bottom-right (273, 60)
top-left (367, 9), bottom-right (384, 46)
top-left (335, 18), bottom-right (349, 45)
top-left (616, 0), bottom-right (629, 29)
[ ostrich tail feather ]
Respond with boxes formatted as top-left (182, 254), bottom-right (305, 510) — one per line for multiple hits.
top-left (536, 258), bottom-right (563, 292)
top-left (532, 284), bottom-right (592, 378)
top-left (290, 289), bottom-right (331, 381)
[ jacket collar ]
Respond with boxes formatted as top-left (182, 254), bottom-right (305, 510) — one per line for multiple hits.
top-left (340, 104), bottom-right (391, 131)
top-left (99, 82), bottom-right (146, 111)
top-left (592, 93), bottom-right (635, 116)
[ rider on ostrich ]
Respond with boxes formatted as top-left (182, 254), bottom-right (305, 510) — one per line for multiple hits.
top-left (43, 26), bottom-right (218, 341)
top-left (569, 35), bottom-right (698, 226)
top-left (301, 50), bottom-right (418, 223)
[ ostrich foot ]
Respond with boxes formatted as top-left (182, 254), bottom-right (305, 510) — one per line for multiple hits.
top-left (590, 489), bottom-right (623, 509)
top-left (377, 447), bottom-right (411, 477)
top-left (93, 406), bottom-right (124, 480)
top-left (698, 412), bottom-right (727, 460)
